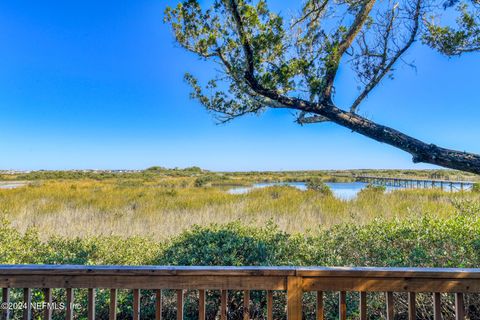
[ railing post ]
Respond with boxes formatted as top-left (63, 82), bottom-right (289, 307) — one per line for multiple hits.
top-left (243, 290), bottom-right (250, 320)
top-left (267, 290), bottom-right (273, 320)
top-left (23, 288), bottom-right (31, 320)
top-left (66, 288), bottom-right (74, 320)
top-left (287, 276), bottom-right (302, 320)
top-left (177, 290), bottom-right (184, 320)
top-left (88, 288), bottom-right (95, 320)
top-left (408, 292), bottom-right (416, 320)
top-left (155, 290), bottom-right (162, 320)
top-left (133, 289), bottom-right (140, 320)
top-left (359, 292), bottom-right (367, 320)
top-left (433, 292), bottom-right (441, 320)
top-left (109, 289), bottom-right (117, 320)
top-left (385, 292), bottom-right (394, 320)
top-left (198, 290), bottom-right (206, 320)
top-left (2, 288), bottom-right (10, 320)
top-left (220, 290), bottom-right (228, 320)
top-left (455, 293), bottom-right (465, 320)
top-left (44, 288), bottom-right (52, 320)
top-left (339, 291), bottom-right (346, 320)
top-left (316, 291), bottom-right (324, 320)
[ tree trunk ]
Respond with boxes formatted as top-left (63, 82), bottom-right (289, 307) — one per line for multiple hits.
top-left (316, 105), bottom-right (480, 175)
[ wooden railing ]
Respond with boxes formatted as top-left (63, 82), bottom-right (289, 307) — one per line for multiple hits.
top-left (1, 265), bottom-right (479, 319)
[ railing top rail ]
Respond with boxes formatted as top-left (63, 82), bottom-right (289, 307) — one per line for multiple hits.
top-left (0, 265), bottom-right (480, 279)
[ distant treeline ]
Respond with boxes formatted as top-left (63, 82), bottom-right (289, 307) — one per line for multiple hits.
top-left (0, 167), bottom-right (478, 182)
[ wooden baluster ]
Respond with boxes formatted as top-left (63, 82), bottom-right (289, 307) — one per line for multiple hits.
top-left (220, 290), bottom-right (228, 320)
top-left (316, 291), bottom-right (324, 320)
top-left (339, 291), bottom-right (346, 320)
top-left (88, 288), bottom-right (95, 320)
top-left (267, 290), bottom-right (273, 320)
top-left (408, 292), bottom-right (416, 320)
top-left (23, 288), bottom-right (31, 320)
top-left (198, 290), bottom-right (206, 320)
top-left (243, 290), bottom-right (250, 320)
top-left (455, 293), bottom-right (465, 320)
top-left (109, 289), bottom-right (117, 320)
top-left (66, 288), bottom-right (74, 320)
top-left (433, 293), bottom-right (442, 320)
top-left (44, 288), bottom-right (52, 320)
top-left (133, 289), bottom-right (140, 320)
top-left (177, 290), bottom-right (184, 320)
top-left (155, 290), bottom-right (162, 320)
top-left (385, 292), bottom-right (394, 320)
top-left (287, 276), bottom-right (302, 320)
top-left (2, 288), bottom-right (10, 320)
top-left (359, 292), bottom-right (367, 320)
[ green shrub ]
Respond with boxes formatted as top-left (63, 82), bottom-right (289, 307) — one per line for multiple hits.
top-left (306, 178), bottom-right (333, 196)
top-left (358, 184), bottom-right (386, 197)
top-left (473, 183), bottom-right (480, 193)
top-left (1, 209), bottom-right (480, 319)
top-left (194, 176), bottom-right (213, 187)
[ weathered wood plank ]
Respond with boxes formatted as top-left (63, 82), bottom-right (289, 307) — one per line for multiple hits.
top-left (408, 292), bottom-right (416, 320)
top-left (88, 288), bottom-right (95, 320)
top-left (433, 292), bottom-right (441, 320)
top-left (109, 289), bottom-right (117, 320)
top-left (302, 276), bottom-right (480, 293)
top-left (0, 275), bottom-right (287, 290)
top-left (155, 290), bottom-right (162, 320)
top-left (177, 289), bottom-right (184, 320)
top-left (44, 288), bottom-right (52, 320)
top-left (1, 265), bottom-right (479, 279)
top-left (66, 288), bottom-right (74, 320)
top-left (2, 288), bottom-right (10, 320)
top-left (220, 290), bottom-right (228, 320)
top-left (133, 289), bottom-right (140, 320)
top-left (385, 292), bottom-right (394, 320)
top-left (359, 291), bottom-right (367, 320)
top-left (198, 289), bottom-right (205, 320)
top-left (455, 293), bottom-right (464, 320)
top-left (0, 265), bottom-right (296, 277)
top-left (287, 276), bottom-right (302, 320)
top-left (23, 288), bottom-right (31, 320)
top-left (316, 291), bottom-right (324, 320)
top-left (339, 291), bottom-right (346, 320)
top-left (297, 267), bottom-right (480, 279)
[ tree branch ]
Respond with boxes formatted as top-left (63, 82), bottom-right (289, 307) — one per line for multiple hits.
top-left (350, 0), bottom-right (423, 113)
top-left (323, 0), bottom-right (377, 100)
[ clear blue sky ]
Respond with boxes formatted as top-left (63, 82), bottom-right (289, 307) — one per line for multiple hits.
top-left (0, 0), bottom-right (479, 171)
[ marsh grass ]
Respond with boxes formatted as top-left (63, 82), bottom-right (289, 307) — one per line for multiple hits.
top-left (0, 177), bottom-right (478, 240)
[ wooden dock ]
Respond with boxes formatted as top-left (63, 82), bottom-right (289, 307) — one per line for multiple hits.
top-left (355, 175), bottom-right (476, 191)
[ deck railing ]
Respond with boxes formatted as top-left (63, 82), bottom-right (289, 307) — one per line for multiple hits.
top-left (0, 265), bottom-right (479, 319)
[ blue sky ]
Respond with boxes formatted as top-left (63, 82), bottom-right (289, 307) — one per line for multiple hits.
top-left (0, 0), bottom-right (479, 171)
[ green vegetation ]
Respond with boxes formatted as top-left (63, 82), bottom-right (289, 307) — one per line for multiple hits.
top-left (0, 176), bottom-right (478, 240)
top-left (306, 178), bottom-right (333, 196)
top-left (0, 168), bottom-right (479, 318)
top-left (1, 199), bottom-right (480, 319)
top-left (1, 168), bottom-right (478, 183)
top-left (473, 182), bottom-right (480, 193)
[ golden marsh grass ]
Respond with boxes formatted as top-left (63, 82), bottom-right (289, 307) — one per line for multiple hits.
top-left (0, 177), bottom-right (478, 241)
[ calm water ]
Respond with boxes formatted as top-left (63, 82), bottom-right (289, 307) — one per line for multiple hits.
top-left (228, 180), bottom-right (470, 199)
top-left (0, 182), bottom-right (27, 189)
top-left (228, 182), bottom-right (372, 200)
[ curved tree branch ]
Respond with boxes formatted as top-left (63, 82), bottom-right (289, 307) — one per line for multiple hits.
top-left (350, 0), bottom-right (423, 113)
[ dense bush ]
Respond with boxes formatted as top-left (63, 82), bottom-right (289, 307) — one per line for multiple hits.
top-left (473, 182), bottom-right (480, 193)
top-left (306, 178), bottom-right (333, 196)
top-left (1, 201), bottom-right (480, 319)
